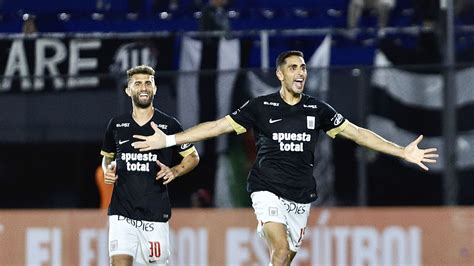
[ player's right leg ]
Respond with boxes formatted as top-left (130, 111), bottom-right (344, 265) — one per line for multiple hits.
top-left (108, 215), bottom-right (140, 266)
top-left (110, 254), bottom-right (133, 266)
top-left (251, 191), bottom-right (292, 266)
top-left (262, 222), bottom-right (292, 266)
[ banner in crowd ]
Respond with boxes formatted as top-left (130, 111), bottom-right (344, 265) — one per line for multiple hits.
top-left (0, 35), bottom-right (174, 93)
top-left (176, 36), bottom-right (241, 155)
top-left (0, 208), bottom-right (472, 265)
top-left (369, 51), bottom-right (474, 203)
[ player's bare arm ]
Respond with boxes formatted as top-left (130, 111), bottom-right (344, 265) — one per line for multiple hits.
top-left (338, 120), bottom-right (439, 171)
top-left (156, 150), bottom-right (200, 185)
top-left (132, 117), bottom-right (234, 151)
top-left (102, 156), bottom-right (118, 184)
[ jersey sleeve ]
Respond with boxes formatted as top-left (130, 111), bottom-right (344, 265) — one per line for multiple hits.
top-left (226, 99), bottom-right (259, 135)
top-left (168, 117), bottom-right (197, 157)
top-left (100, 118), bottom-right (116, 158)
top-left (318, 101), bottom-right (349, 138)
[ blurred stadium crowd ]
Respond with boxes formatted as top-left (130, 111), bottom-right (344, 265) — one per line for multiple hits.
top-left (0, 0), bottom-right (472, 32)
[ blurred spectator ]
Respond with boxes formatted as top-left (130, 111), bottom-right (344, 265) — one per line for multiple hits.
top-left (22, 14), bottom-right (37, 34)
top-left (378, 1), bottom-right (441, 66)
top-left (455, 0), bottom-right (474, 22)
top-left (190, 188), bottom-right (212, 207)
top-left (199, 0), bottom-right (230, 33)
top-left (388, 0), bottom-right (474, 66)
top-left (96, 0), bottom-right (111, 11)
top-left (153, 0), bottom-right (179, 12)
top-left (412, 0), bottom-right (439, 25)
top-left (347, 0), bottom-right (396, 29)
top-left (379, 21), bottom-right (442, 65)
top-left (126, 0), bottom-right (179, 17)
top-left (95, 165), bottom-right (113, 209)
top-left (128, 0), bottom-right (144, 15)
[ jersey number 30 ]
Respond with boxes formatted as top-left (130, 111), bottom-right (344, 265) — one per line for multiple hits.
top-left (149, 241), bottom-right (161, 258)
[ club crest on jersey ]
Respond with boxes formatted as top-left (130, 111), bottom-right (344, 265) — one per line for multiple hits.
top-left (307, 116), bottom-right (315, 129)
top-left (157, 124), bottom-right (168, 130)
top-left (116, 123), bottom-right (130, 128)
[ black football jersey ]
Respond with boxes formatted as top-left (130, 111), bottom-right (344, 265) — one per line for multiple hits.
top-left (100, 109), bottom-right (196, 222)
top-left (227, 92), bottom-right (348, 203)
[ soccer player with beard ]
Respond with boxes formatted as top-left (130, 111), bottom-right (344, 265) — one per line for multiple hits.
top-left (100, 65), bottom-right (200, 265)
top-left (131, 51), bottom-right (438, 265)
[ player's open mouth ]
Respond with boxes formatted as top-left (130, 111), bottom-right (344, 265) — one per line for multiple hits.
top-left (139, 93), bottom-right (149, 98)
top-left (294, 78), bottom-right (304, 88)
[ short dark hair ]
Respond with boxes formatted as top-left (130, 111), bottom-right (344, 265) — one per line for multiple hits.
top-left (126, 65), bottom-right (155, 80)
top-left (275, 50), bottom-right (304, 68)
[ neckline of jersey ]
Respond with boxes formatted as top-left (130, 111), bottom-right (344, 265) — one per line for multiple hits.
top-left (277, 91), bottom-right (304, 107)
top-left (130, 108), bottom-right (155, 127)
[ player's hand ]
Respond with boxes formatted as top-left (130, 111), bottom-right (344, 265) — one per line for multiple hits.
top-left (132, 122), bottom-right (167, 151)
top-left (156, 160), bottom-right (178, 185)
top-left (403, 135), bottom-right (439, 171)
top-left (104, 161), bottom-right (118, 184)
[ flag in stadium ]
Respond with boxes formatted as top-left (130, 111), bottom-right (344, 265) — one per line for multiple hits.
top-left (368, 51), bottom-right (474, 204)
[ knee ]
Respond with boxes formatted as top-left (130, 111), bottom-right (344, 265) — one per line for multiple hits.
top-left (272, 246), bottom-right (291, 264)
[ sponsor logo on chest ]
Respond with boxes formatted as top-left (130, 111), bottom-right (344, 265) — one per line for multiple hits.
top-left (303, 104), bottom-right (318, 109)
top-left (116, 123), bottom-right (130, 128)
top-left (272, 132), bottom-right (311, 152)
top-left (263, 101), bottom-right (280, 107)
top-left (120, 152), bottom-right (158, 172)
top-left (157, 124), bottom-right (168, 130)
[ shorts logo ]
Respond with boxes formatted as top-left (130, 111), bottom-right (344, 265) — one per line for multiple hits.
top-left (118, 215), bottom-right (155, 232)
top-left (283, 202), bottom-right (307, 215)
top-left (307, 116), bottom-right (315, 129)
top-left (269, 207), bottom-right (278, 216)
top-left (110, 240), bottom-right (118, 251)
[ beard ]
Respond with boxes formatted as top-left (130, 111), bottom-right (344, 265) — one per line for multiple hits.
top-left (132, 94), bottom-right (153, 108)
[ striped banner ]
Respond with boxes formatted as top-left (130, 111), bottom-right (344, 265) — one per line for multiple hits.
top-left (368, 51), bottom-right (474, 204)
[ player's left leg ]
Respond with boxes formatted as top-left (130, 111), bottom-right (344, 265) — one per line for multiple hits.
top-left (280, 198), bottom-right (311, 264)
